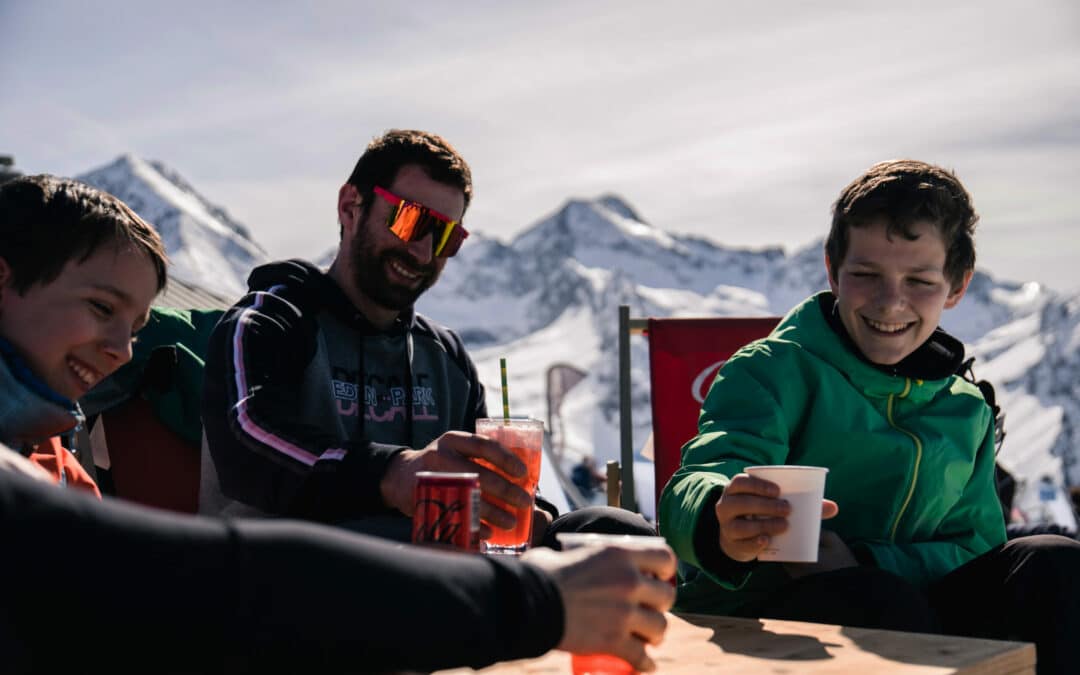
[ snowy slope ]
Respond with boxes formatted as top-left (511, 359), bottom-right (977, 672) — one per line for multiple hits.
top-left (971, 296), bottom-right (1080, 528)
top-left (78, 155), bottom-right (269, 299)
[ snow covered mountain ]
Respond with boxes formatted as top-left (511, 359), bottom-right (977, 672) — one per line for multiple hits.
top-left (419, 196), bottom-right (1077, 522)
top-left (76, 159), bottom-right (1077, 523)
top-left (77, 156), bottom-right (269, 299)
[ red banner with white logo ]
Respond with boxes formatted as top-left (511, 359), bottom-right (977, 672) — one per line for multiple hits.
top-left (646, 317), bottom-right (779, 509)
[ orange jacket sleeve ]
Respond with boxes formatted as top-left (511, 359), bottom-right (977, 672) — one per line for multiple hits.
top-left (29, 436), bottom-right (101, 499)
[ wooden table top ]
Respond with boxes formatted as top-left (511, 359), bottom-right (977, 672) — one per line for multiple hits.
top-left (436, 612), bottom-right (1035, 674)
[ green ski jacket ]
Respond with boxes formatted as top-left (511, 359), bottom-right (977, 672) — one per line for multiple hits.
top-left (659, 292), bottom-right (1006, 614)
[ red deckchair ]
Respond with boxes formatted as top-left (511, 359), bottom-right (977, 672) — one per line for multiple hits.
top-left (617, 306), bottom-right (779, 515)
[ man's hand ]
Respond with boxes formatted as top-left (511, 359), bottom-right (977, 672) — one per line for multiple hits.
top-left (783, 529), bottom-right (858, 579)
top-left (714, 473), bottom-right (839, 562)
top-left (523, 541), bottom-right (677, 673)
top-left (379, 431), bottom-right (531, 538)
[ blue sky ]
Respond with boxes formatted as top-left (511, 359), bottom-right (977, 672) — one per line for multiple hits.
top-left (2, 1), bottom-right (1078, 291)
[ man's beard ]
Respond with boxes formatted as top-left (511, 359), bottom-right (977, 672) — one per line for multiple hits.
top-left (350, 236), bottom-right (439, 312)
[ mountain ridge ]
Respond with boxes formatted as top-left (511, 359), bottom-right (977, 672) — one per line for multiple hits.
top-left (77, 155), bottom-right (270, 299)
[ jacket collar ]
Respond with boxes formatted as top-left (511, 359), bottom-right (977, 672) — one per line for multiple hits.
top-left (817, 292), bottom-right (964, 381)
top-left (315, 267), bottom-right (417, 337)
top-left (774, 292), bottom-right (963, 403)
top-left (247, 259), bottom-right (418, 337)
top-left (0, 337), bottom-right (83, 448)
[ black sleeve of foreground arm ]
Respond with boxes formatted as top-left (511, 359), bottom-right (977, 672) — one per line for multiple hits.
top-left (0, 470), bottom-right (564, 674)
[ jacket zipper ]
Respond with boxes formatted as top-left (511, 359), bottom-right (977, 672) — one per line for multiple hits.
top-left (887, 378), bottom-right (921, 541)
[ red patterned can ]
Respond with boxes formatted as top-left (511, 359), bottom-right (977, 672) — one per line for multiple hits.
top-left (412, 472), bottom-right (481, 551)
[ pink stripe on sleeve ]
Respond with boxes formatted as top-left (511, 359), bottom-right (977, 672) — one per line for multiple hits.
top-left (230, 287), bottom-right (348, 466)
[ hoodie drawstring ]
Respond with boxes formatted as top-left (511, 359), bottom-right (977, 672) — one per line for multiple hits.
top-left (357, 325), bottom-right (415, 448)
top-left (405, 331), bottom-right (415, 448)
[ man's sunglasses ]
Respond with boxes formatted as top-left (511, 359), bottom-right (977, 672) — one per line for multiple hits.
top-left (368, 186), bottom-right (469, 258)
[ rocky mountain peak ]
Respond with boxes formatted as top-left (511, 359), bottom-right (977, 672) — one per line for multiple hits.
top-left (78, 156), bottom-right (269, 299)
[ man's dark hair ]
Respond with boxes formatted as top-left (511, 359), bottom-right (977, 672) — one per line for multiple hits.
top-left (343, 129), bottom-right (472, 237)
top-left (0, 174), bottom-right (168, 293)
top-left (826, 159), bottom-right (978, 290)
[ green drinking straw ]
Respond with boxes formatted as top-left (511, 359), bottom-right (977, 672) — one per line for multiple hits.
top-left (499, 357), bottom-right (510, 423)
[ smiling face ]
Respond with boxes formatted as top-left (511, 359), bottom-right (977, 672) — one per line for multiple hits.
top-left (333, 164), bottom-right (466, 328)
top-left (827, 218), bottom-right (972, 366)
top-left (0, 242), bottom-right (159, 400)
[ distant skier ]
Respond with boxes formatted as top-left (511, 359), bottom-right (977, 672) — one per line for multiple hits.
top-left (571, 456), bottom-right (605, 501)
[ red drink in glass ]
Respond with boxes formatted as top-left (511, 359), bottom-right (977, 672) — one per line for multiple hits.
top-left (571, 653), bottom-right (637, 674)
top-left (474, 417), bottom-right (544, 555)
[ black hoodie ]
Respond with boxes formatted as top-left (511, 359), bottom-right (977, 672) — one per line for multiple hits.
top-left (200, 259), bottom-right (486, 521)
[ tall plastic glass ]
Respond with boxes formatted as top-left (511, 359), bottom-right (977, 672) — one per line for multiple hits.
top-left (474, 417), bottom-right (544, 555)
top-left (556, 533), bottom-right (668, 675)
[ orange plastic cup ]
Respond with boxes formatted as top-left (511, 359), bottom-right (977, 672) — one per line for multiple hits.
top-left (557, 533), bottom-right (669, 675)
top-left (571, 653), bottom-right (637, 674)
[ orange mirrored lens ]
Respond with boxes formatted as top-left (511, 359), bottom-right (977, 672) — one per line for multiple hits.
top-left (388, 202), bottom-right (424, 241)
top-left (377, 186), bottom-right (467, 257)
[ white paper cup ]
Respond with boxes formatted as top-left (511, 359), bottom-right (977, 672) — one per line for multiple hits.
top-left (744, 465), bottom-right (829, 563)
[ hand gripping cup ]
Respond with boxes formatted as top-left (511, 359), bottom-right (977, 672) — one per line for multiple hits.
top-left (556, 533), bottom-right (669, 675)
top-left (745, 465), bottom-right (829, 562)
top-left (474, 417), bottom-right (544, 555)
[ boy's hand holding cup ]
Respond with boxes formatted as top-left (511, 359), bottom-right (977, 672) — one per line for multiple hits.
top-left (715, 466), bottom-right (838, 563)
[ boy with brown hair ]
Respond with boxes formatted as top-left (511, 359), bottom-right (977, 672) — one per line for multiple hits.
top-left (0, 174), bottom-right (168, 493)
top-left (660, 160), bottom-right (1079, 674)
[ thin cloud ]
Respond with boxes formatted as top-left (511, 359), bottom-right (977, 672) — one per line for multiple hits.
top-left (1, 0), bottom-right (1077, 291)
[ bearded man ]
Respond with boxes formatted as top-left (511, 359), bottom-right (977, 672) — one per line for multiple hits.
top-left (200, 129), bottom-right (650, 546)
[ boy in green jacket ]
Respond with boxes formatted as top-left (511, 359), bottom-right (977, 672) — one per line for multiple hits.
top-left (659, 159), bottom-right (1079, 674)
